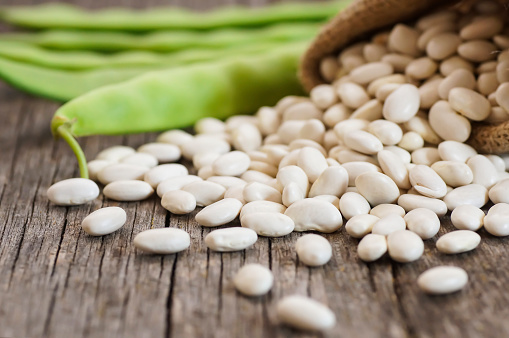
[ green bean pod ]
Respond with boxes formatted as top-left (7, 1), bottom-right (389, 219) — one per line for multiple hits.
top-left (51, 43), bottom-right (306, 178)
top-left (0, 1), bottom-right (347, 31)
top-left (0, 41), bottom-right (294, 71)
top-left (0, 57), bottom-right (157, 101)
top-left (0, 22), bottom-right (319, 52)
top-left (0, 40), bottom-right (308, 101)
top-left (0, 40), bottom-right (292, 70)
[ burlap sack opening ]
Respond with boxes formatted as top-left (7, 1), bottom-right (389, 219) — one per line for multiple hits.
top-left (299, 0), bottom-right (509, 154)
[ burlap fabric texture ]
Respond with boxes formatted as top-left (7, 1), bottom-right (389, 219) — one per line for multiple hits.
top-left (299, 0), bottom-right (509, 154)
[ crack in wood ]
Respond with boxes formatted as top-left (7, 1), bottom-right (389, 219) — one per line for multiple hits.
top-left (165, 254), bottom-right (178, 338)
top-left (51, 218), bottom-right (68, 278)
top-left (8, 176), bottom-right (42, 290)
top-left (366, 263), bottom-right (378, 293)
top-left (391, 261), bottom-right (415, 337)
top-left (217, 253), bottom-right (224, 322)
top-left (42, 281), bottom-right (59, 338)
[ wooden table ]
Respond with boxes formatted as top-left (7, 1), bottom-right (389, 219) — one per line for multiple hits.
top-left (1, 0), bottom-right (509, 337)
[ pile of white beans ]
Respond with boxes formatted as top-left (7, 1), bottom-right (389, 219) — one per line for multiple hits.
top-left (46, 2), bottom-right (509, 332)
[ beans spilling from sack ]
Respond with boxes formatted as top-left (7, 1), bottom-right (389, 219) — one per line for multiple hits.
top-left (46, 1), bottom-right (509, 332)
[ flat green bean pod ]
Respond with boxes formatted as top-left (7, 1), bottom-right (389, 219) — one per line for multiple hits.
top-left (0, 40), bottom-right (306, 100)
top-left (51, 43), bottom-right (306, 178)
top-left (0, 22), bottom-right (319, 52)
top-left (0, 1), bottom-right (347, 31)
top-left (0, 40), bottom-right (291, 70)
top-left (0, 57), bottom-right (159, 101)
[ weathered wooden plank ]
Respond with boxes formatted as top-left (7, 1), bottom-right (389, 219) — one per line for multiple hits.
top-left (2, 0), bottom-right (509, 337)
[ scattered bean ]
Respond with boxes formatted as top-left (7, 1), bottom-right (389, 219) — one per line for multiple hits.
top-left (133, 228), bottom-right (190, 254)
top-left (417, 266), bottom-right (468, 294)
top-left (205, 227), bottom-right (257, 252)
top-left (295, 234), bottom-right (332, 266)
top-left (277, 295), bottom-right (336, 331)
top-left (81, 207), bottom-right (126, 236)
top-left (47, 178), bottom-right (99, 206)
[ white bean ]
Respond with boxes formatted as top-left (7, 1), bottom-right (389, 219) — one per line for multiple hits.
top-left (156, 175), bottom-right (202, 197)
top-left (282, 182), bottom-right (306, 207)
top-left (377, 150), bottom-right (410, 189)
top-left (195, 117), bottom-right (226, 134)
top-left (47, 178), bottom-right (99, 206)
top-left (277, 295), bottom-right (336, 331)
top-left (119, 152), bottom-right (159, 168)
top-left (96, 145), bottom-right (135, 162)
top-left (144, 164), bottom-right (188, 188)
top-left (387, 230), bottom-right (424, 263)
top-left (371, 214), bottom-right (406, 236)
top-left (240, 201), bottom-right (286, 220)
top-left (205, 228), bottom-right (258, 252)
top-left (451, 205), bottom-right (485, 231)
top-left (81, 207), bottom-right (126, 236)
top-left (342, 162), bottom-right (382, 186)
top-left (438, 141), bottom-right (477, 163)
top-left (357, 234), bottom-right (388, 262)
top-left (157, 129), bottom-right (193, 146)
top-left (297, 147), bottom-right (328, 183)
top-left (398, 194), bottom-right (448, 216)
top-left (448, 87), bottom-right (491, 121)
top-left (409, 164), bottom-right (447, 198)
top-left (161, 190), bottom-right (196, 214)
top-left (87, 159), bottom-right (113, 182)
top-left (295, 234), bottom-right (332, 266)
top-left (231, 123), bottom-right (262, 152)
top-left (344, 130), bottom-right (384, 155)
top-left (404, 208), bottom-right (440, 239)
top-left (431, 161), bottom-right (473, 187)
top-left (467, 155), bottom-right (498, 189)
top-left (382, 84), bottom-right (420, 123)
top-left (339, 192), bottom-right (371, 220)
top-left (98, 163), bottom-right (149, 185)
top-left (484, 203), bottom-right (509, 236)
top-left (355, 172), bottom-right (400, 206)
top-left (345, 214), bottom-right (380, 238)
top-left (436, 230), bottom-right (481, 254)
top-left (308, 166), bottom-right (348, 197)
top-left (133, 228), bottom-right (190, 254)
top-left (417, 266), bottom-right (468, 294)
top-left (195, 198), bottom-right (243, 227)
top-left (181, 181), bottom-right (226, 207)
top-left (137, 143), bottom-right (181, 163)
top-left (489, 179), bottom-right (509, 204)
top-left (233, 264), bottom-right (273, 296)
top-left (103, 180), bottom-right (154, 201)
top-left (370, 204), bottom-right (405, 218)
top-left (211, 151), bottom-right (250, 177)
top-left (241, 212), bottom-right (294, 237)
top-left (285, 198), bottom-right (343, 233)
top-left (443, 184), bottom-right (489, 211)
top-left (181, 135), bottom-right (230, 160)
top-left (243, 182), bottom-right (282, 204)
top-left (368, 119), bottom-right (403, 145)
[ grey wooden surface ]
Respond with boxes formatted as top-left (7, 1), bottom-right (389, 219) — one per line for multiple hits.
top-left (1, 0), bottom-right (509, 337)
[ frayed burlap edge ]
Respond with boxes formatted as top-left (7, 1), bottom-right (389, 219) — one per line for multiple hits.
top-left (299, 0), bottom-right (509, 154)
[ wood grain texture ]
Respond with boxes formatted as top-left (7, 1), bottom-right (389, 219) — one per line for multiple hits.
top-left (0, 0), bottom-right (509, 337)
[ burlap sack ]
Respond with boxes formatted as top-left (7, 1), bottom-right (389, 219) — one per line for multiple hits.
top-left (299, 0), bottom-right (509, 154)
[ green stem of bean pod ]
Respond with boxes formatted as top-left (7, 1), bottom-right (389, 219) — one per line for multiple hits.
top-left (51, 42), bottom-right (307, 178)
top-left (0, 22), bottom-right (320, 52)
top-left (0, 1), bottom-right (349, 31)
top-left (56, 123), bottom-right (89, 179)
